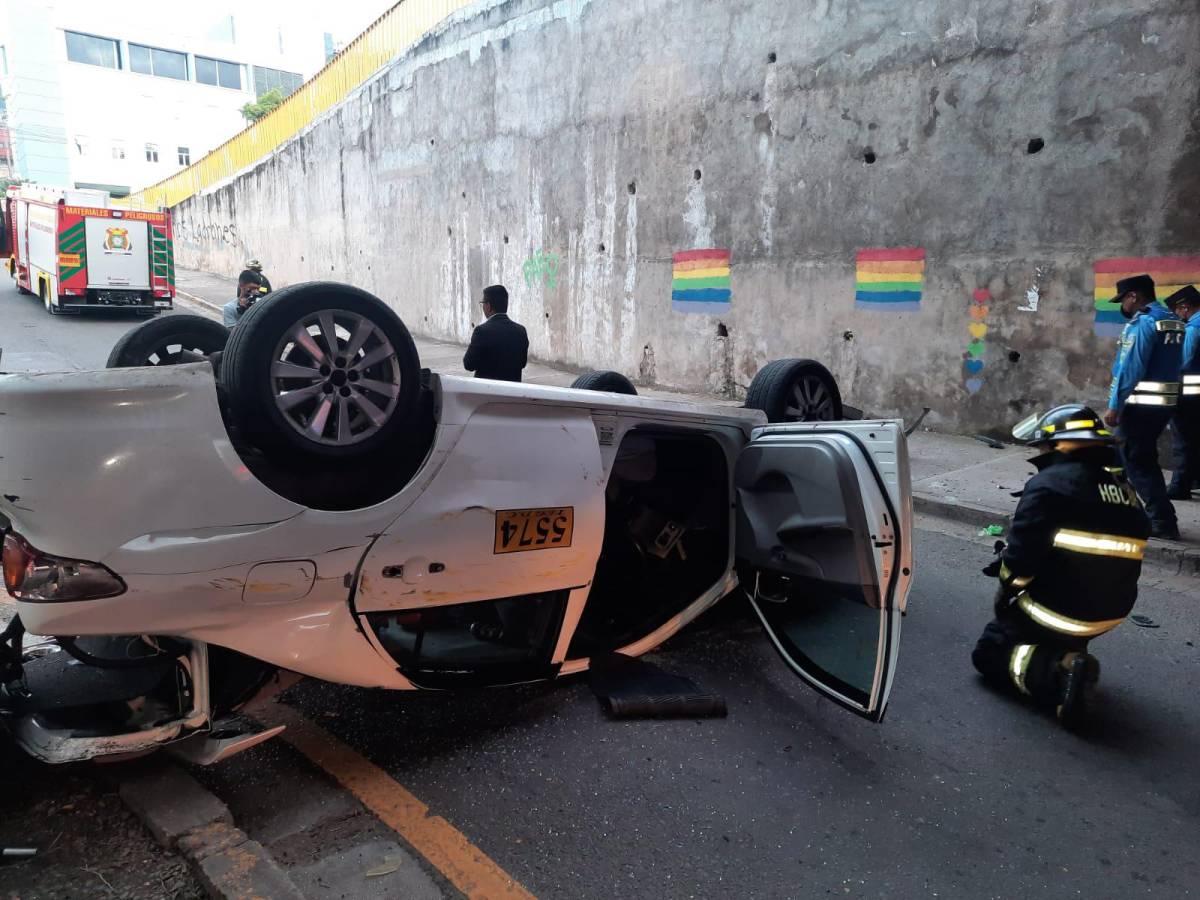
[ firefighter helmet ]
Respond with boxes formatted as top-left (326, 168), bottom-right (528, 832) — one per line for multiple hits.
top-left (1012, 404), bottom-right (1116, 446)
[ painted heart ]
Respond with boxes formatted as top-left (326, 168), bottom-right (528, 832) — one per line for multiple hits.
top-left (965, 378), bottom-right (984, 394)
top-left (969, 305), bottom-right (988, 320)
top-left (967, 340), bottom-right (985, 357)
top-left (964, 359), bottom-right (985, 374)
top-left (969, 323), bottom-right (988, 339)
top-left (973, 289), bottom-right (991, 304)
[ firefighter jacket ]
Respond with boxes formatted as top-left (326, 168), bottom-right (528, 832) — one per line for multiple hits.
top-left (999, 446), bottom-right (1151, 637)
top-left (1183, 316), bottom-right (1200, 401)
top-left (1109, 303), bottom-right (1185, 410)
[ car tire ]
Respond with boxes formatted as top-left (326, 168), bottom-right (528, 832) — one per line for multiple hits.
top-left (571, 370), bottom-right (638, 395)
top-left (745, 358), bottom-right (843, 423)
top-left (220, 281), bottom-right (421, 461)
top-left (106, 314), bottom-right (230, 368)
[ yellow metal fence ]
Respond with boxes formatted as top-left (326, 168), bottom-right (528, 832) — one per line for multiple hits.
top-left (127, 0), bottom-right (472, 210)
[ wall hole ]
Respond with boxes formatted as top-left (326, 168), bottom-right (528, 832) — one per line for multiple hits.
top-left (1008, 350), bottom-right (1022, 363)
top-left (299, 255), bottom-right (304, 262)
top-left (503, 234), bottom-right (509, 244)
top-left (461, 191), bottom-right (467, 198)
top-left (627, 181), bottom-right (637, 195)
top-left (693, 168), bottom-right (702, 180)
top-left (843, 330), bottom-right (855, 342)
top-left (447, 226), bottom-right (453, 236)
top-left (716, 322), bottom-right (728, 337)
top-left (767, 51), bottom-right (777, 63)
top-left (1027, 137), bottom-right (1044, 154)
top-left (863, 148), bottom-right (877, 164)
top-left (598, 243), bottom-right (606, 252)
top-left (545, 312), bottom-right (551, 319)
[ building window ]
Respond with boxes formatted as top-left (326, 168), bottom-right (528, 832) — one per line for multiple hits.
top-left (195, 56), bottom-right (242, 90)
top-left (145, 143), bottom-right (159, 163)
top-left (112, 142), bottom-right (126, 160)
top-left (75, 135), bottom-right (89, 156)
top-left (65, 31), bottom-right (120, 69)
top-left (129, 43), bottom-right (188, 80)
top-left (177, 146), bottom-right (190, 166)
top-left (252, 65), bottom-right (302, 99)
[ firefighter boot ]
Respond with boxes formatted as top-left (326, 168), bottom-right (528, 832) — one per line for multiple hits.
top-left (1056, 652), bottom-right (1096, 729)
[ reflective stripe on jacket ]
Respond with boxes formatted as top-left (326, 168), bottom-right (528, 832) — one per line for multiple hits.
top-left (1000, 446), bottom-right (1151, 629)
top-left (1109, 304), bottom-right (1184, 410)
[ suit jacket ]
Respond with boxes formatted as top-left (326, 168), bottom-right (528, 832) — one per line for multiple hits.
top-left (463, 313), bottom-right (529, 382)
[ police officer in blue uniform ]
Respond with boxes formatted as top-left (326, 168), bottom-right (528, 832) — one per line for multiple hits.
top-left (973, 405), bottom-right (1150, 728)
top-left (1101, 275), bottom-right (1185, 540)
top-left (1166, 285), bottom-right (1200, 500)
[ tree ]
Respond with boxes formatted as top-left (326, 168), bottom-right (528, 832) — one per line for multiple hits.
top-left (240, 89), bottom-right (285, 124)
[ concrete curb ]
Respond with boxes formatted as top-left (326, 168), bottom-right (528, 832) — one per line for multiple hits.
top-left (119, 761), bottom-right (305, 900)
top-left (914, 492), bottom-right (1200, 578)
top-left (175, 288), bottom-right (223, 317)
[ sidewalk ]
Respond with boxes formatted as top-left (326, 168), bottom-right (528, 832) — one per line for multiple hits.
top-left (175, 268), bottom-right (1200, 576)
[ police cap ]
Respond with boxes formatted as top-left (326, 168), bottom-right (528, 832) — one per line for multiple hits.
top-left (1165, 284), bottom-right (1200, 311)
top-left (1108, 273), bottom-right (1155, 304)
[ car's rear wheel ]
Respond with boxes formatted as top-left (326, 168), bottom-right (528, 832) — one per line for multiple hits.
top-left (571, 370), bottom-right (638, 395)
top-left (220, 282), bottom-right (421, 461)
top-left (106, 314), bottom-right (230, 368)
top-left (745, 358), bottom-right (843, 423)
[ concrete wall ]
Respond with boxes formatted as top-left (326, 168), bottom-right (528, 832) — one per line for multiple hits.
top-left (171, 0), bottom-right (1200, 433)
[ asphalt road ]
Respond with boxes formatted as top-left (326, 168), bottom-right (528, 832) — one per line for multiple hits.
top-left (265, 526), bottom-right (1199, 900)
top-left (0, 279), bottom-right (188, 371)
top-left (4, 280), bottom-right (1199, 899)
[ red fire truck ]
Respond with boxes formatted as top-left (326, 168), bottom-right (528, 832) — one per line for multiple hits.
top-left (4, 186), bottom-right (175, 315)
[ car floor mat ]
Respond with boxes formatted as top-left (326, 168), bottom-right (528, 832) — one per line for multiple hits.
top-left (587, 652), bottom-right (727, 719)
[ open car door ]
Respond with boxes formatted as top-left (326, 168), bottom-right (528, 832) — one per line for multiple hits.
top-left (735, 421), bottom-right (912, 721)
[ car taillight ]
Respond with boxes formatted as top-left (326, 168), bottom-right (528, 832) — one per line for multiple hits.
top-left (2, 532), bottom-right (125, 602)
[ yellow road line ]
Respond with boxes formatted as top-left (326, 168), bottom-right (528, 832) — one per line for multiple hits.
top-left (258, 702), bottom-right (534, 900)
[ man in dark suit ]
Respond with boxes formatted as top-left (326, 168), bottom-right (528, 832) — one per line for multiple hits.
top-left (463, 284), bottom-right (529, 382)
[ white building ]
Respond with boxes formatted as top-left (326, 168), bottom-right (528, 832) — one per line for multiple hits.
top-left (0, 0), bottom-right (340, 197)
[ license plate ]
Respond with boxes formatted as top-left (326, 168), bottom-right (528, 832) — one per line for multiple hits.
top-left (154, 301), bottom-right (171, 307)
top-left (494, 507), bottom-right (574, 554)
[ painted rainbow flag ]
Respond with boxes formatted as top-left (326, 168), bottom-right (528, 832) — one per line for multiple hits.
top-left (855, 248), bottom-right (925, 311)
top-left (672, 248), bottom-right (731, 314)
top-left (1093, 256), bottom-right (1200, 337)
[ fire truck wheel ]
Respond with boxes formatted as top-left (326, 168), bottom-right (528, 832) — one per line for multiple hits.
top-left (220, 282), bottom-right (422, 461)
top-left (39, 282), bottom-right (59, 316)
top-left (106, 314), bottom-right (230, 368)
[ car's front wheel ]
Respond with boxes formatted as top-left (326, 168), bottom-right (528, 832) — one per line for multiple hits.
top-left (571, 370), bottom-right (638, 395)
top-left (745, 358), bottom-right (843, 423)
top-left (106, 314), bottom-right (230, 368)
top-left (219, 282), bottom-right (421, 462)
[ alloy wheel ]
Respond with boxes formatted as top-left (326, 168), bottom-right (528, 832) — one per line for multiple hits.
top-left (269, 309), bottom-right (402, 447)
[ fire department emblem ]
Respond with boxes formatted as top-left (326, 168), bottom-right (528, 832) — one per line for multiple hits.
top-left (104, 226), bottom-right (132, 253)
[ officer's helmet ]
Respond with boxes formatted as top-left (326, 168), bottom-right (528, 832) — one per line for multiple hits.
top-left (1012, 404), bottom-right (1116, 447)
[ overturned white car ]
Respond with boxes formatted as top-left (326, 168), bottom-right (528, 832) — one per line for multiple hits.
top-left (0, 283), bottom-right (912, 764)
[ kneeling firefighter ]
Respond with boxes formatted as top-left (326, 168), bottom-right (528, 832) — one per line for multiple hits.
top-left (972, 405), bottom-right (1151, 727)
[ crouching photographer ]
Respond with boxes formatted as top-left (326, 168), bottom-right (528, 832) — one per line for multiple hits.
top-left (222, 268), bottom-right (271, 327)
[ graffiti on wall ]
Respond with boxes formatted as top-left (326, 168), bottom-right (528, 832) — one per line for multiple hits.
top-left (1094, 256), bottom-right (1200, 337)
top-left (175, 221), bottom-right (239, 246)
top-left (855, 248), bottom-right (925, 311)
top-left (672, 248), bottom-right (731, 314)
top-left (964, 288), bottom-right (990, 394)
top-left (523, 249), bottom-right (561, 290)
